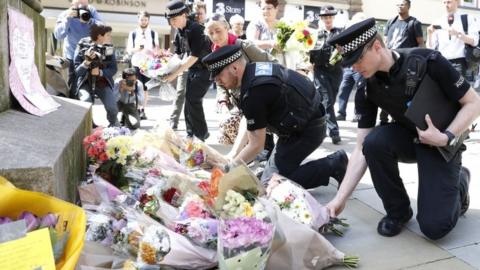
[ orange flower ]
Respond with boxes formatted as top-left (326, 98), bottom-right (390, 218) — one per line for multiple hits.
top-left (307, 38), bottom-right (313, 46)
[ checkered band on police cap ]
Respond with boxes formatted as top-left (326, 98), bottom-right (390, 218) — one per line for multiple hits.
top-left (166, 0), bottom-right (188, 18)
top-left (207, 50), bottom-right (243, 73)
top-left (340, 26), bottom-right (376, 55)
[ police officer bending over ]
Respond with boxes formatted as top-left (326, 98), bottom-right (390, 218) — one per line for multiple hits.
top-left (163, 0), bottom-right (213, 140)
top-left (326, 18), bottom-right (480, 240)
top-left (203, 45), bottom-right (348, 189)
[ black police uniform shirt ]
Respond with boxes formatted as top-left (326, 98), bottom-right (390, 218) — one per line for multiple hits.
top-left (241, 83), bottom-right (279, 131)
top-left (311, 27), bottom-right (343, 68)
top-left (355, 48), bottom-right (470, 129)
top-left (173, 19), bottom-right (212, 67)
top-left (385, 16), bottom-right (423, 49)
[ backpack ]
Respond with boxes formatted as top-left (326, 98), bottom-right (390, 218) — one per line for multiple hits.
top-left (385, 16), bottom-right (418, 47)
top-left (460, 14), bottom-right (480, 64)
top-left (131, 30), bottom-right (156, 48)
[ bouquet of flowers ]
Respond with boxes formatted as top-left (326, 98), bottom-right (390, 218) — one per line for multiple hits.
top-left (274, 20), bottom-right (295, 53)
top-left (218, 189), bottom-right (274, 270)
top-left (291, 21), bottom-right (315, 51)
top-left (131, 49), bottom-right (181, 101)
top-left (85, 203), bottom-right (171, 267)
top-left (180, 140), bottom-right (205, 168)
top-left (267, 174), bottom-right (349, 236)
top-left (83, 127), bottom-right (135, 186)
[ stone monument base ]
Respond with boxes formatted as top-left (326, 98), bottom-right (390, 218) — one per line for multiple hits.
top-left (0, 97), bottom-right (91, 202)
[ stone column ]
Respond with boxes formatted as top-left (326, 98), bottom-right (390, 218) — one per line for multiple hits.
top-left (0, 0), bottom-right (92, 202)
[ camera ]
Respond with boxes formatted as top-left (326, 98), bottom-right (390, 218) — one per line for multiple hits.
top-left (74, 5), bottom-right (91, 22)
top-left (79, 41), bottom-right (114, 67)
top-left (125, 79), bottom-right (135, 87)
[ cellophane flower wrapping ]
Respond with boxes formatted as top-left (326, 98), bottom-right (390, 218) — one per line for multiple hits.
top-left (84, 202), bottom-right (171, 267)
top-left (131, 49), bottom-right (181, 101)
top-left (267, 173), bottom-right (330, 230)
top-left (218, 189), bottom-right (275, 270)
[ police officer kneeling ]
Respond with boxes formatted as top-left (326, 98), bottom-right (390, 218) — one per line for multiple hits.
top-left (202, 45), bottom-right (348, 190)
top-left (326, 18), bottom-right (480, 240)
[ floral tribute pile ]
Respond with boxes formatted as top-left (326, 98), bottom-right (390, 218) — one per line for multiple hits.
top-left (78, 125), bottom-right (358, 270)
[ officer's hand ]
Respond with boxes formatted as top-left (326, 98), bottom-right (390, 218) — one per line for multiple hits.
top-left (91, 67), bottom-right (100, 76)
top-left (427, 25), bottom-right (436, 35)
top-left (326, 196), bottom-right (346, 218)
top-left (416, 114), bottom-right (449, 146)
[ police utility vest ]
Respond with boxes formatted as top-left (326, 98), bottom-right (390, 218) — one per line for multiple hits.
top-left (241, 62), bottom-right (323, 137)
top-left (363, 48), bottom-right (439, 131)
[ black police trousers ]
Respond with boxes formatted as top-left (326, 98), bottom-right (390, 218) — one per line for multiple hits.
top-left (184, 68), bottom-right (212, 139)
top-left (313, 65), bottom-right (343, 137)
top-left (261, 115), bottom-right (336, 189)
top-left (362, 123), bottom-right (466, 240)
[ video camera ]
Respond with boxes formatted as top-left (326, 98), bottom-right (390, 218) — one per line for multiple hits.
top-left (79, 41), bottom-right (114, 68)
top-left (73, 5), bottom-right (91, 22)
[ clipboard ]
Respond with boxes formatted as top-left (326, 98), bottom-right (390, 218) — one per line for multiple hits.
top-left (404, 74), bottom-right (467, 162)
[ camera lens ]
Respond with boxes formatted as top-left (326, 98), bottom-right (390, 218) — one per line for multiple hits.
top-left (80, 10), bottom-right (91, 21)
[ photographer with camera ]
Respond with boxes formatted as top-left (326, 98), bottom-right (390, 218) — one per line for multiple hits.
top-left (74, 24), bottom-right (118, 127)
top-left (54, 0), bottom-right (102, 99)
top-left (114, 68), bottom-right (144, 130)
top-left (126, 11), bottom-right (160, 120)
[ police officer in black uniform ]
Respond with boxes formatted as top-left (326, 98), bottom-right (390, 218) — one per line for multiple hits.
top-left (163, 0), bottom-right (212, 140)
top-left (309, 6), bottom-right (343, 144)
top-left (202, 45), bottom-right (348, 189)
top-left (326, 18), bottom-right (480, 240)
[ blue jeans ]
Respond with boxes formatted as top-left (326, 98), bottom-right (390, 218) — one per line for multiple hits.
top-left (337, 67), bottom-right (362, 117)
top-left (79, 85), bottom-right (119, 126)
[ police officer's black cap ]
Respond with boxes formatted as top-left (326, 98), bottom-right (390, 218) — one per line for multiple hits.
top-left (327, 18), bottom-right (377, 67)
top-left (319, 6), bottom-right (338, 16)
top-left (202, 44), bottom-right (243, 79)
top-left (165, 0), bottom-right (188, 19)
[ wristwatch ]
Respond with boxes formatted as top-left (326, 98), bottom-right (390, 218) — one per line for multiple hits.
top-left (444, 130), bottom-right (456, 146)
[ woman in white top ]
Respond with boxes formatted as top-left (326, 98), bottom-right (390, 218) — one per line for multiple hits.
top-left (246, 0), bottom-right (280, 52)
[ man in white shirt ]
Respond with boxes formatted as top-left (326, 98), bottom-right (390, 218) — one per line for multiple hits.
top-left (427, 0), bottom-right (479, 81)
top-left (126, 11), bottom-right (160, 120)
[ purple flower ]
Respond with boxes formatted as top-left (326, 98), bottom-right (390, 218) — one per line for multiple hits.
top-left (0, 217), bottom-right (12, 225)
top-left (112, 219), bottom-right (127, 231)
top-left (39, 213), bottom-right (58, 228)
top-left (219, 217), bottom-right (274, 249)
top-left (18, 211), bottom-right (40, 232)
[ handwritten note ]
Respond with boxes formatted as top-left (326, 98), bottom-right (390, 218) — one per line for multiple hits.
top-left (0, 228), bottom-right (55, 270)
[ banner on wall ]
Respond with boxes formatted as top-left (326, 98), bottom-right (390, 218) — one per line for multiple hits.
top-left (212, 0), bottom-right (245, 23)
top-left (304, 5), bottom-right (321, 28)
top-left (8, 7), bottom-right (61, 116)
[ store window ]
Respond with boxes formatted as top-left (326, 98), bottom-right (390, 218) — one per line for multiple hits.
top-left (462, 0), bottom-right (478, 8)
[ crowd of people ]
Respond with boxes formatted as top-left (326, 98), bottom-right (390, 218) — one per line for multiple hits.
top-left (53, 0), bottom-right (480, 241)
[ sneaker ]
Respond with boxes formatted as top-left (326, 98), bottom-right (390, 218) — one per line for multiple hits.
top-left (336, 114), bottom-right (346, 121)
top-left (327, 150), bottom-right (348, 186)
top-left (331, 134), bottom-right (341, 145)
top-left (139, 109), bottom-right (147, 120)
top-left (460, 167), bottom-right (470, 216)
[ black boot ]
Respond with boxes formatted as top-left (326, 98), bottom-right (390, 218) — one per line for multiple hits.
top-left (460, 167), bottom-right (470, 216)
top-left (326, 150), bottom-right (348, 186)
